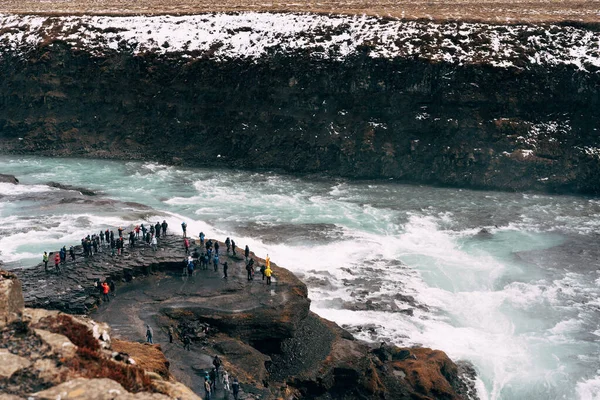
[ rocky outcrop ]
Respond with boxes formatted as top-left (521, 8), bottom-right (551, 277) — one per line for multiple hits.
top-left (46, 181), bottom-right (97, 196)
top-left (0, 266), bottom-right (200, 399)
top-left (0, 270), bottom-right (24, 328)
top-left (0, 174), bottom-right (18, 184)
top-left (14, 231), bottom-right (475, 399)
top-left (0, 14), bottom-right (599, 194)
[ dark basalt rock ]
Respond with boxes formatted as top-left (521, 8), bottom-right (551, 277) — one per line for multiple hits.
top-left (0, 41), bottom-right (598, 195)
top-left (46, 181), bottom-right (97, 196)
top-left (0, 174), bottom-right (19, 184)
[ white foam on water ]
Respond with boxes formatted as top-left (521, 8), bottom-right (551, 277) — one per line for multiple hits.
top-left (577, 376), bottom-right (600, 400)
top-left (0, 182), bottom-right (55, 195)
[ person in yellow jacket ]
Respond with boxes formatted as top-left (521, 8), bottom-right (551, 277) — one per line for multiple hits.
top-left (265, 266), bottom-right (272, 285)
top-left (42, 252), bottom-right (49, 272)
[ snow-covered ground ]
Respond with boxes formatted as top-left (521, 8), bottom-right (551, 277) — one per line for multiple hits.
top-left (0, 13), bottom-right (599, 71)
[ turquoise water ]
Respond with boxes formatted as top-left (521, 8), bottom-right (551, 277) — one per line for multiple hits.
top-left (1, 155), bottom-right (600, 400)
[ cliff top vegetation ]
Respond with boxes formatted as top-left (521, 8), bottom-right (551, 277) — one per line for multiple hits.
top-left (0, 0), bottom-right (599, 25)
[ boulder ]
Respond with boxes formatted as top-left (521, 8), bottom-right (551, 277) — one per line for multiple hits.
top-left (33, 328), bottom-right (77, 358)
top-left (0, 350), bottom-right (31, 379)
top-left (0, 174), bottom-right (18, 184)
top-left (0, 270), bottom-right (24, 327)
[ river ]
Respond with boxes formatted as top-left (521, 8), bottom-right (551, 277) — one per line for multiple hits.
top-left (1, 155), bottom-right (599, 400)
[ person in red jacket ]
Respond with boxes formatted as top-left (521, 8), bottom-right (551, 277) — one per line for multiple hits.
top-left (101, 281), bottom-right (110, 302)
top-left (184, 238), bottom-right (190, 254)
top-left (54, 252), bottom-right (61, 273)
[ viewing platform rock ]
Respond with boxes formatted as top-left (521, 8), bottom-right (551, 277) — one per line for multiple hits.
top-left (12, 231), bottom-right (474, 399)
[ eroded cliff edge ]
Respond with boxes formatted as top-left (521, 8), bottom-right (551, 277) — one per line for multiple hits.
top-left (0, 13), bottom-right (598, 194)
top-left (11, 234), bottom-right (476, 399)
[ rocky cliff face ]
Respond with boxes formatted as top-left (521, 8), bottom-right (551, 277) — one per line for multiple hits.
top-left (0, 13), bottom-right (598, 195)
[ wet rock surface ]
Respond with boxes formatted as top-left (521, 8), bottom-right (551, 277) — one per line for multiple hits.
top-left (0, 174), bottom-right (18, 184)
top-left (11, 230), bottom-right (474, 399)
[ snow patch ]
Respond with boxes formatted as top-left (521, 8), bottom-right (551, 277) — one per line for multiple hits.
top-left (0, 13), bottom-right (599, 71)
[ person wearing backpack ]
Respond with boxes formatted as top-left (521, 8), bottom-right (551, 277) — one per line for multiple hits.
top-left (260, 264), bottom-right (266, 280)
top-left (181, 221), bottom-right (187, 238)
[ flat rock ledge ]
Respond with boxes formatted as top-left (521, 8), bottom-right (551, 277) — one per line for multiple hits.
top-left (12, 232), bottom-right (476, 399)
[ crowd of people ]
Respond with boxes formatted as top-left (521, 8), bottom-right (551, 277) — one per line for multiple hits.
top-left (42, 219), bottom-right (274, 399)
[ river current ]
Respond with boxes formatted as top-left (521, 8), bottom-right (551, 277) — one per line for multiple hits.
top-left (1, 155), bottom-right (599, 400)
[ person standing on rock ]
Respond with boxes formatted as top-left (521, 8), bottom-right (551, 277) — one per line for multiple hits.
top-left (59, 246), bottom-right (66, 264)
top-left (199, 231), bottom-right (205, 246)
top-left (212, 355), bottom-right (222, 376)
top-left (214, 241), bottom-right (219, 255)
top-left (187, 257), bottom-right (195, 277)
top-left (110, 237), bottom-right (116, 256)
top-left (209, 368), bottom-right (217, 391)
top-left (100, 230), bottom-right (104, 245)
top-left (110, 230), bottom-right (114, 242)
top-left (155, 222), bottom-right (161, 239)
top-left (102, 281), bottom-right (110, 302)
top-left (232, 377), bottom-right (240, 400)
top-left (222, 369), bottom-right (230, 392)
top-left (266, 254), bottom-right (271, 269)
top-left (222, 262), bottom-right (228, 279)
top-left (151, 235), bottom-right (158, 251)
top-left (213, 253), bottom-right (219, 272)
top-left (204, 377), bottom-right (212, 400)
top-left (118, 226), bottom-right (124, 238)
top-left (231, 239), bottom-right (236, 256)
top-left (54, 252), bottom-right (61, 273)
top-left (265, 266), bottom-right (273, 285)
top-left (129, 231), bottom-right (135, 248)
top-left (260, 264), bottom-right (266, 280)
top-left (183, 334), bottom-right (191, 351)
top-left (161, 220), bottom-right (168, 236)
top-left (69, 246), bottom-right (75, 261)
top-left (225, 237), bottom-right (230, 253)
top-left (244, 245), bottom-right (250, 263)
top-left (146, 325), bottom-right (154, 344)
top-left (246, 262), bottom-right (253, 281)
top-left (168, 325), bottom-right (174, 343)
top-left (43, 251), bottom-right (49, 272)
top-left (184, 237), bottom-right (190, 254)
top-left (140, 224), bottom-right (147, 240)
top-left (181, 221), bottom-right (187, 238)
top-left (108, 279), bottom-right (116, 297)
